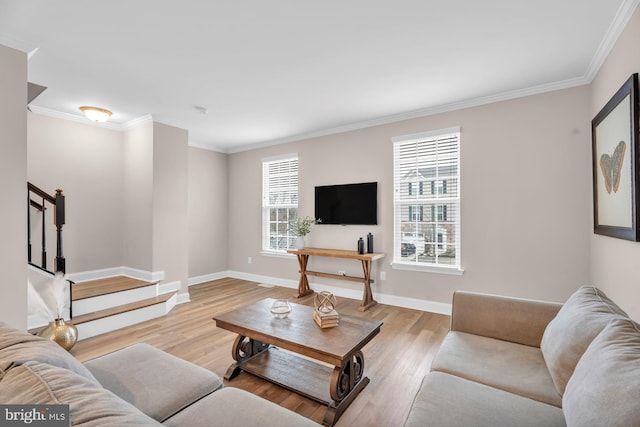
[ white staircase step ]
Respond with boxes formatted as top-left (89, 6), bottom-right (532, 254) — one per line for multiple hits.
top-left (73, 293), bottom-right (177, 340)
top-left (73, 284), bottom-right (158, 316)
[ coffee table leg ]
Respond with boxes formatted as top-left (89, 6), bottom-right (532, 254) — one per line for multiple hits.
top-left (324, 351), bottom-right (368, 426)
top-left (224, 335), bottom-right (269, 380)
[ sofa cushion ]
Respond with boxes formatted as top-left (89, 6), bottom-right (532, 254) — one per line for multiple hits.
top-left (563, 318), bottom-right (640, 427)
top-left (540, 286), bottom-right (627, 395)
top-left (431, 331), bottom-right (561, 407)
top-left (164, 387), bottom-right (320, 427)
top-left (0, 321), bottom-right (98, 384)
top-left (0, 361), bottom-right (160, 426)
top-left (84, 343), bottom-right (223, 422)
top-left (403, 372), bottom-right (565, 427)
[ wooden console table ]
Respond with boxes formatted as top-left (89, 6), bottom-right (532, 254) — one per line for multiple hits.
top-left (287, 247), bottom-right (385, 311)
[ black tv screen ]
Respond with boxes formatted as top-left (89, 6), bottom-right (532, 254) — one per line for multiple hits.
top-left (314, 182), bottom-right (377, 225)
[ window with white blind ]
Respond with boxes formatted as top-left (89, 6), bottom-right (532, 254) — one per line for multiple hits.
top-left (392, 127), bottom-right (462, 273)
top-left (262, 154), bottom-right (298, 253)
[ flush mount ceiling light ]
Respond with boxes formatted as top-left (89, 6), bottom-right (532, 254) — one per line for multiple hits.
top-left (79, 106), bottom-right (112, 122)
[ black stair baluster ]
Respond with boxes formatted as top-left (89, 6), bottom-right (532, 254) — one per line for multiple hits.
top-left (27, 190), bottom-right (32, 264)
top-left (27, 183), bottom-right (70, 318)
top-left (41, 196), bottom-right (46, 270)
top-left (55, 189), bottom-right (65, 274)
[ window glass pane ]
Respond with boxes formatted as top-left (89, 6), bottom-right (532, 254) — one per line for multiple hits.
top-left (277, 208), bottom-right (288, 222)
top-left (277, 222), bottom-right (288, 235)
top-left (263, 157), bottom-right (298, 252)
top-left (393, 129), bottom-right (460, 268)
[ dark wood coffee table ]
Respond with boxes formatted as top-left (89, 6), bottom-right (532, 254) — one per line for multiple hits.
top-left (213, 298), bottom-right (383, 426)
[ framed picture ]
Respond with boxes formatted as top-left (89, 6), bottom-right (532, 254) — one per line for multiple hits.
top-left (592, 73), bottom-right (639, 241)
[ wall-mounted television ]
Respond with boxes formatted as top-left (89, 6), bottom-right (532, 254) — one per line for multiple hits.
top-left (314, 182), bottom-right (378, 225)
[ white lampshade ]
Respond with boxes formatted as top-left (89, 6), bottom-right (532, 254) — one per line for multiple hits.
top-left (79, 106), bottom-right (112, 122)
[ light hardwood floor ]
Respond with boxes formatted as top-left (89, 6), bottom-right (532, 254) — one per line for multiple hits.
top-left (70, 278), bottom-right (450, 426)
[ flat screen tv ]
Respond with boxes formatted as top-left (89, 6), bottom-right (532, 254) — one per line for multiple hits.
top-left (314, 182), bottom-right (377, 225)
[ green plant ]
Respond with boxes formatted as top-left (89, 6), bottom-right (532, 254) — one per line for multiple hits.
top-left (290, 215), bottom-right (320, 237)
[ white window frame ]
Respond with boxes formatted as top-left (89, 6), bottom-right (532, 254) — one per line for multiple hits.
top-left (391, 127), bottom-right (463, 275)
top-left (262, 154), bottom-right (298, 254)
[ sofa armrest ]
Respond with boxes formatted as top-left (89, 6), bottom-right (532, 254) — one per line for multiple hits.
top-left (450, 291), bottom-right (562, 347)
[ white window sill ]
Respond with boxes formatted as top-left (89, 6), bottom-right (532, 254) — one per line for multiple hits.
top-left (391, 261), bottom-right (464, 276)
top-left (260, 250), bottom-right (296, 260)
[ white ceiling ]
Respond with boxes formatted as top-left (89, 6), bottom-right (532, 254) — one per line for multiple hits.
top-left (0, 0), bottom-right (637, 153)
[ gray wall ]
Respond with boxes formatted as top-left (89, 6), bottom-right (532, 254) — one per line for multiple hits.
top-left (10, 6), bottom-right (640, 320)
top-left (122, 121), bottom-right (154, 271)
top-left (152, 122), bottom-right (189, 293)
top-left (0, 44), bottom-right (27, 329)
top-left (589, 6), bottom-right (640, 320)
top-left (28, 113), bottom-right (124, 272)
top-left (188, 147), bottom-right (229, 277)
top-left (26, 114), bottom-right (226, 300)
top-left (228, 85), bottom-right (592, 306)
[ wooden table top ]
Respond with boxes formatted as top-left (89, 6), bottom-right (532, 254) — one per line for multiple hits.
top-left (213, 298), bottom-right (382, 366)
top-left (287, 247), bottom-right (385, 261)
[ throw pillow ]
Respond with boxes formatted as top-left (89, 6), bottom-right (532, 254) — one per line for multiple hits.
top-left (0, 361), bottom-right (161, 426)
top-left (563, 318), bottom-right (640, 426)
top-left (0, 322), bottom-right (98, 384)
top-left (540, 286), bottom-right (627, 395)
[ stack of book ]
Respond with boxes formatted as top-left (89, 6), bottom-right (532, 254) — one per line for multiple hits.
top-left (313, 309), bottom-right (339, 328)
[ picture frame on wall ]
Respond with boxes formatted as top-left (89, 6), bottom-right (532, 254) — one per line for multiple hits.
top-left (592, 73), bottom-right (639, 241)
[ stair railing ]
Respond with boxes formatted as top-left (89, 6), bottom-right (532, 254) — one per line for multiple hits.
top-left (27, 183), bottom-right (65, 273)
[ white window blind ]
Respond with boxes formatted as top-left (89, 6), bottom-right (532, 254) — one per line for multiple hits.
top-left (262, 155), bottom-right (298, 252)
top-left (393, 127), bottom-right (461, 270)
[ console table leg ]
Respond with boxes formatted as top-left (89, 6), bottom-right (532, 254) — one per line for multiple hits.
top-left (358, 260), bottom-right (377, 311)
top-left (294, 254), bottom-right (314, 298)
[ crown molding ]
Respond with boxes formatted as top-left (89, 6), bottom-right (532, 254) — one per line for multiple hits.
top-left (29, 106), bottom-right (153, 132)
top-left (223, 1), bottom-right (640, 154)
top-left (120, 114), bottom-right (153, 130)
top-left (585, 0), bottom-right (640, 82)
top-left (228, 75), bottom-right (590, 154)
top-left (30, 104), bottom-right (224, 153)
top-left (22, 0), bottom-right (639, 154)
top-left (28, 105), bottom-right (123, 130)
top-left (188, 140), bottom-right (227, 153)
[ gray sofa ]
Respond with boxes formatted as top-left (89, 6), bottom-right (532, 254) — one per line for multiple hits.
top-left (0, 322), bottom-right (319, 426)
top-left (404, 286), bottom-right (640, 426)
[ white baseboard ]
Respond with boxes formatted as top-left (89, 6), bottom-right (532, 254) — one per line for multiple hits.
top-left (188, 271), bottom-right (233, 286)
top-left (158, 280), bottom-right (180, 294)
top-left (158, 280), bottom-right (190, 304)
top-left (167, 293), bottom-right (179, 311)
top-left (67, 267), bottom-right (452, 315)
top-left (227, 271), bottom-right (299, 289)
top-left (224, 270), bottom-right (452, 315)
top-left (376, 293), bottom-right (452, 315)
top-left (176, 292), bottom-right (191, 304)
top-left (67, 266), bottom-right (164, 283)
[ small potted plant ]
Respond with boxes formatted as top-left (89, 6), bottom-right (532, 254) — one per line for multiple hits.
top-left (290, 215), bottom-right (320, 249)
